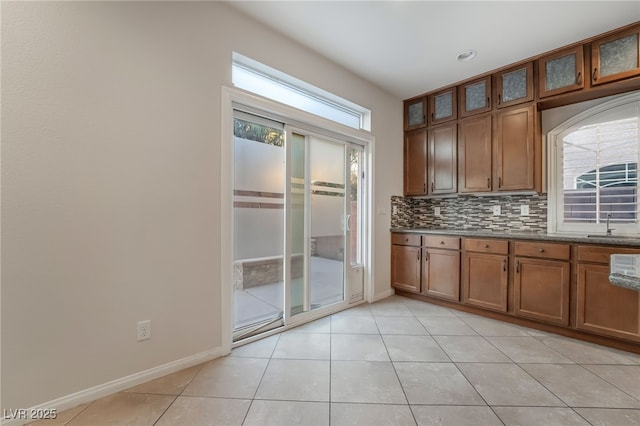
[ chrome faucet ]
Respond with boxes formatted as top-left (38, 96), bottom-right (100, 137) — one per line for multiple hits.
top-left (606, 213), bottom-right (615, 236)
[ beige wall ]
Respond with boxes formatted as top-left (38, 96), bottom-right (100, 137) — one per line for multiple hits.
top-left (1, 1), bottom-right (402, 409)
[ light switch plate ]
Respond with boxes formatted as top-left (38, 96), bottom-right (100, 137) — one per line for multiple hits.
top-left (520, 204), bottom-right (529, 216)
top-left (492, 205), bottom-right (501, 215)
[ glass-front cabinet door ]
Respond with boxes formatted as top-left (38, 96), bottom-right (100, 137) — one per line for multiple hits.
top-left (539, 46), bottom-right (584, 98)
top-left (591, 26), bottom-right (640, 86)
top-left (460, 76), bottom-right (492, 117)
top-left (404, 96), bottom-right (427, 131)
top-left (428, 87), bottom-right (457, 125)
top-left (496, 62), bottom-right (534, 108)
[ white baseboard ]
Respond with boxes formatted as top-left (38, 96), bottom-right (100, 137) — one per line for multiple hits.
top-left (1, 347), bottom-right (226, 426)
top-left (372, 288), bottom-right (394, 302)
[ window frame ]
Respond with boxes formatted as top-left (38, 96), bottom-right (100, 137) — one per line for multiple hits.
top-left (547, 91), bottom-right (640, 236)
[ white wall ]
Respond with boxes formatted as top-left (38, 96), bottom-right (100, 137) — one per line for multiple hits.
top-left (1, 1), bottom-right (402, 410)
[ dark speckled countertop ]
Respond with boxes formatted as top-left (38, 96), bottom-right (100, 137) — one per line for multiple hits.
top-left (390, 228), bottom-right (640, 247)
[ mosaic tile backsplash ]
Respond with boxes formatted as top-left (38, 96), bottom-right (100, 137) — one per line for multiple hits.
top-left (391, 193), bottom-right (548, 233)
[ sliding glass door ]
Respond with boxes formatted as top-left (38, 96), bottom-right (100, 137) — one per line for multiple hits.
top-left (232, 111), bottom-right (365, 341)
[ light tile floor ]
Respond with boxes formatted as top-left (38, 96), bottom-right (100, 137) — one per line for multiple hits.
top-left (32, 295), bottom-right (640, 426)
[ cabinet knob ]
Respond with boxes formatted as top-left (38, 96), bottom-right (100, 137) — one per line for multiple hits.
top-left (440, 241), bottom-right (445, 245)
top-left (538, 248), bottom-right (545, 253)
top-left (483, 244), bottom-right (489, 248)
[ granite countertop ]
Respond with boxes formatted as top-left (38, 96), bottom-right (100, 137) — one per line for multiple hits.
top-left (610, 254), bottom-right (640, 291)
top-left (390, 227), bottom-right (640, 247)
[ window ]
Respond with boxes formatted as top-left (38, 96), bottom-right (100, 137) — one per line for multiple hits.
top-left (548, 92), bottom-right (640, 235)
top-left (232, 52), bottom-right (371, 131)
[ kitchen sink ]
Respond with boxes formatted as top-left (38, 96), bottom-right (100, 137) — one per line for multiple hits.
top-left (587, 234), bottom-right (640, 240)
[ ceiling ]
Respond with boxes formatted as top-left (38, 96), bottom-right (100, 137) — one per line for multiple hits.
top-left (227, 1), bottom-right (640, 100)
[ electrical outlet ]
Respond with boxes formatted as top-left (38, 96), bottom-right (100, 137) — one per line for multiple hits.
top-left (137, 320), bottom-right (151, 342)
top-left (520, 204), bottom-right (530, 216)
top-left (492, 205), bottom-right (501, 215)
top-left (434, 207), bottom-right (441, 217)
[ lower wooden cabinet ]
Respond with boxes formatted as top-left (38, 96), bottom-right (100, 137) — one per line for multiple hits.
top-left (391, 244), bottom-right (421, 293)
top-left (577, 263), bottom-right (640, 342)
top-left (422, 236), bottom-right (460, 301)
top-left (514, 257), bottom-right (570, 325)
top-left (463, 252), bottom-right (508, 312)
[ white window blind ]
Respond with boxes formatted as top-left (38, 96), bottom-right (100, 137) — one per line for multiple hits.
top-left (562, 116), bottom-right (639, 225)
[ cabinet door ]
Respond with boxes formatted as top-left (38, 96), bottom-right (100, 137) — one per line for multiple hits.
top-left (404, 96), bottom-right (427, 130)
top-left (538, 46), bottom-right (584, 98)
top-left (514, 257), bottom-right (570, 325)
top-left (458, 114), bottom-right (492, 193)
top-left (423, 248), bottom-right (460, 301)
top-left (404, 129), bottom-right (427, 196)
top-left (429, 87), bottom-right (457, 125)
top-left (494, 105), bottom-right (535, 191)
top-left (463, 252), bottom-right (508, 312)
top-left (460, 76), bottom-right (492, 117)
top-left (576, 263), bottom-right (640, 342)
top-left (391, 245), bottom-right (421, 293)
top-left (428, 123), bottom-right (457, 195)
top-left (496, 62), bottom-right (534, 108)
top-left (591, 26), bottom-right (640, 86)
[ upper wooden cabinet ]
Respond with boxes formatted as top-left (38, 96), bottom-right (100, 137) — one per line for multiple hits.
top-left (494, 105), bottom-right (536, 191)
top-left (496, 62), bottom-right (534, 108)
top-left (404, 96), bottom-right (427, 131)
top-left (428, 123), bottom-right (457, 195)
top-left (428, 87), bottom-right (457, 125)
top-left (458, 114), bottom-right (492, 193)
top-left (591, 26), bottom-right (640, 86)
top-left (538, 46), bottom-right (584, 98)
top-left (404, 128), bottom-right (427, 196)
top-left (460, 76), bottom-right (492, 117)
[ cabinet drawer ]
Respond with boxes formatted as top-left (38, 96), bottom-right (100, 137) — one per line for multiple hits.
top-left (424, 235), bottom-right (460, 250)
top-left (392, 233), bottom-right (421, 246)
top-left (577, 245), bottom-right (640, 264)
top-left (514, 241), bottom-right (570, 260)
top-left (464, 238), bottom-right (508, 254)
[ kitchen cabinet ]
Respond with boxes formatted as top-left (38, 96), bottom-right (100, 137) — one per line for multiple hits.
top-left (494, 105), bottom-right (536, 191)
top-left (576, 245), bottom-right (640, 342)
top-left (496, 62), bottom-right (534, 108)
top-left (422, 236), bottom-right (460, 301)
top-left (458, 114), bottom-right (492, 193)
top-left (404, 96), bottom-right (427, 130)
top-left (460, 76), bottom-right (492, 117)
top-left (404, 128), bottom-right (427, 196)
top-left (591, 25), bottom-right (640, 86)
top-left (391, 234), bottom-right (422, 293)
top-left (513, 241), bottom-right (570, 326)
top-left (538, 46), bottom-right (584, 98)
top-left (429, 87), bottom-right (457, 125)
top-left (462, 238), bottom-right (508, 312)
top-left (428, 122), bottom-right (457, 195)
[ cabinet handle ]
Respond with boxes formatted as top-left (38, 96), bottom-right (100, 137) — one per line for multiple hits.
top-left (440, 241), bottom-right (445, 245)
top-left (504, 259), bottom-right (508, 272)
top-left (417, 251), bottom-right (420, 261)
top-left (487, 96), bottom-right (490, 106)
top-left (515, 260), bottom-right (520, 273)
top-left (498, 177), bottom-right (502, 188)
top-left (431, 182), bottom-right (434, 192)
top-left (592, 68), bottom-right (598, 82)
top-left (576, 71), bottom-right (582, 84)
top-left (425, 253), bottom-right (429, 262)
top-left (423, 183), bottom-right (426, 193)
top-left (538, 248), bottom-right (545, 253)
top-left (487, 177), bottom-right (491, 189)
top-left (497, 94), bottom-right (501, 105)
top-left (405, 238), bottom-right (409, 242)
top-left (431, 112), bottom-right (434, 121)
top-left (483, 244), bottom-right (490, 248)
